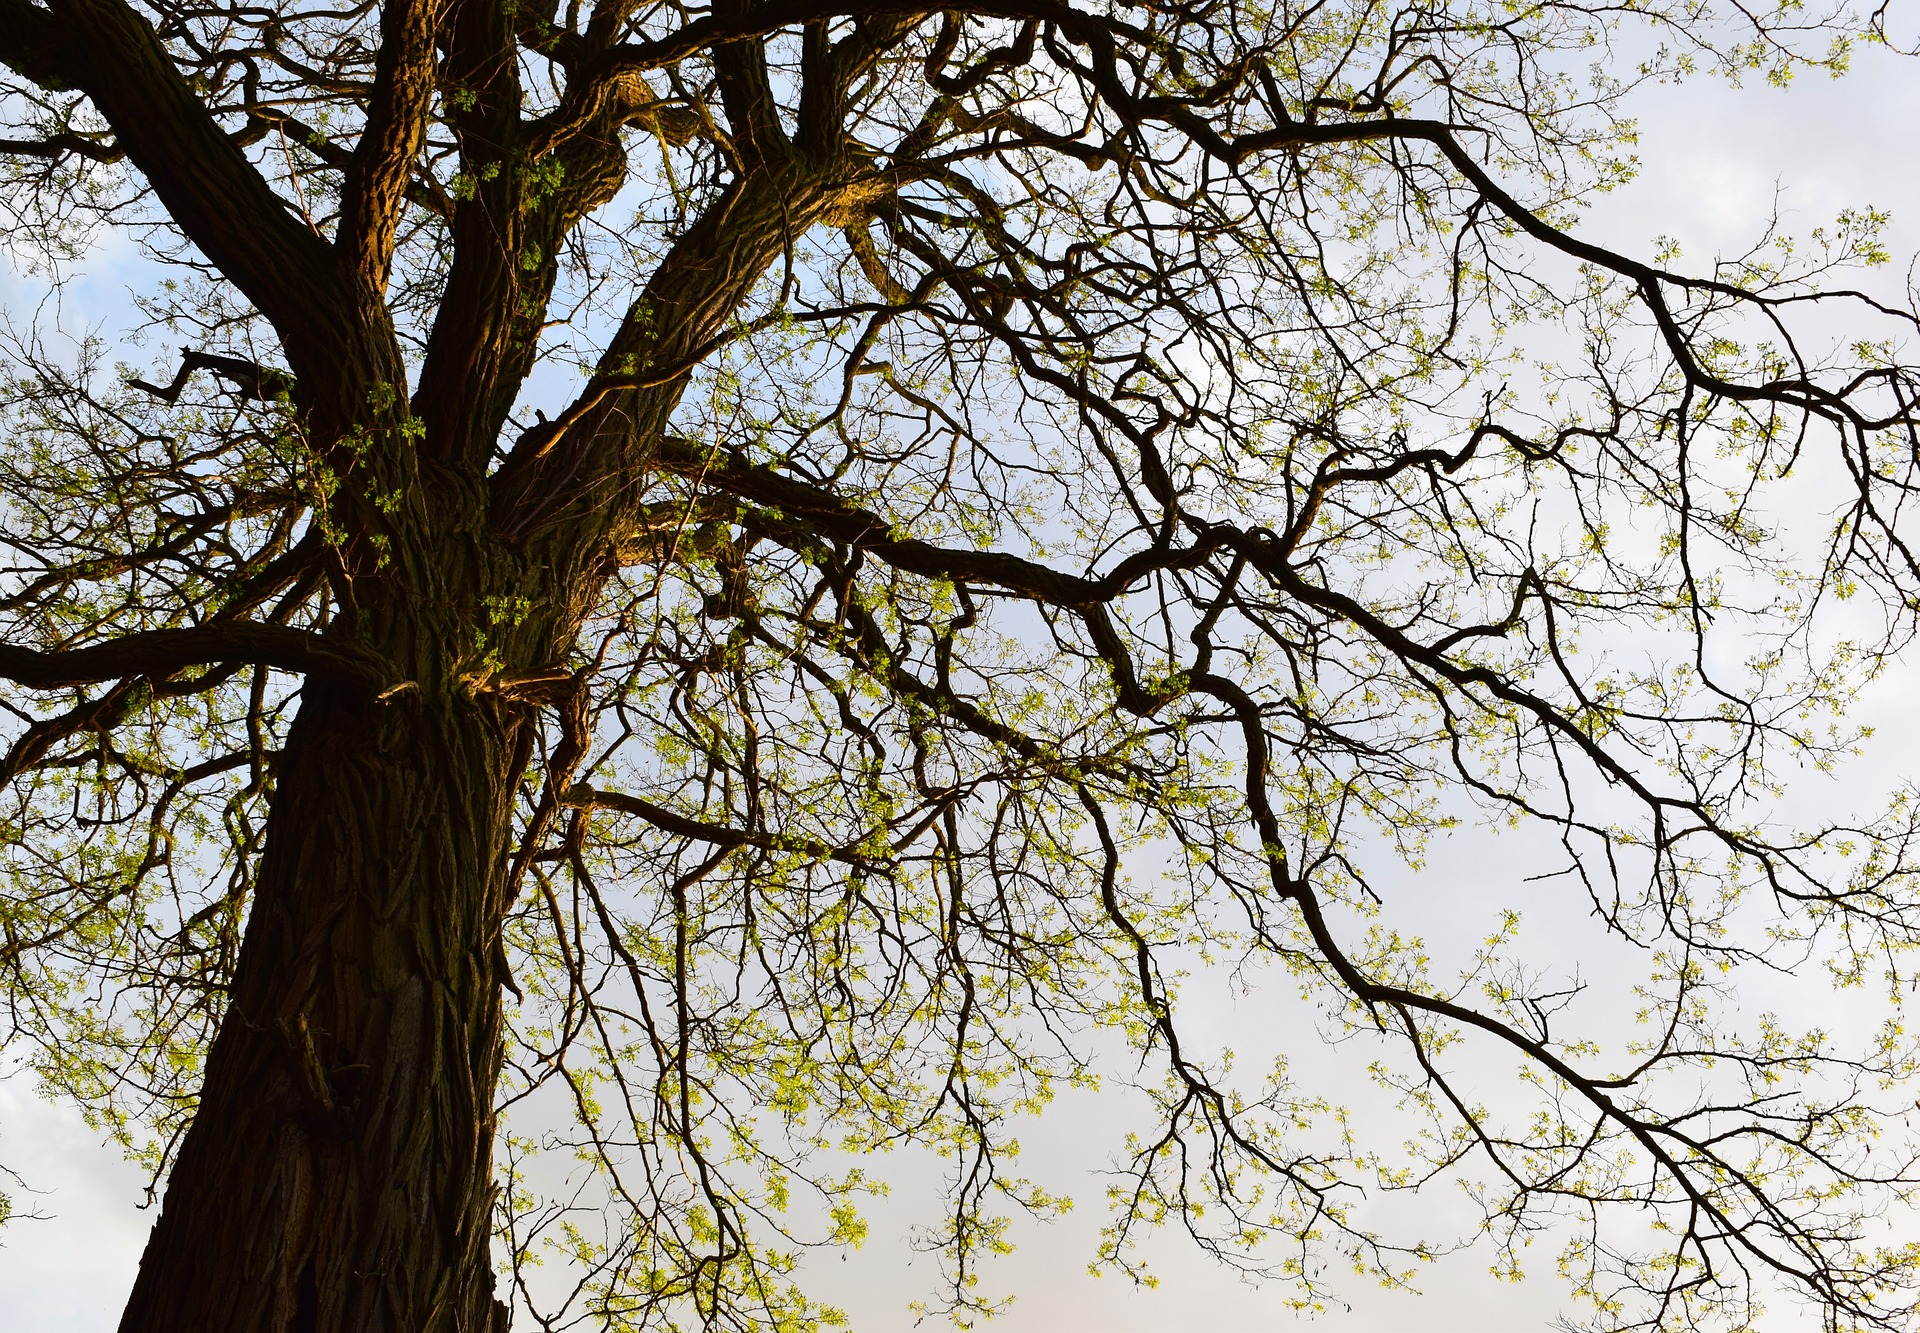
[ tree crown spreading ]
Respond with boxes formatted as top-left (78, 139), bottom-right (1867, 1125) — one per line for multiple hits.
top-left (3, 2), bottom-right (1920, 1330)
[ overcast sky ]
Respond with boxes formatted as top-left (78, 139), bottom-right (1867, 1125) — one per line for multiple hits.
top-left (3, 29), bottom-right (1919, 1333)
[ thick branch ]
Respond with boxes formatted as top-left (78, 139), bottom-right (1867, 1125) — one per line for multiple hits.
top-left (0, 624), bottom-right (394, 692)
top-left (338, 0), bottom-right (448, 293)
top-left (0, 129), bottom-right (118, 161)
top-left (47, 0), bottom-right (353, 372)
top-left (653, 436), bottom-right (1224, 606)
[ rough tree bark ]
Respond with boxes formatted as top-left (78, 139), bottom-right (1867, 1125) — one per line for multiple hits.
top-left (118, 675), bottom-right (528, 1333)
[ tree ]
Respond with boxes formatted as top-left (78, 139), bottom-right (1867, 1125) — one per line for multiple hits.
top-left (2, 0), bottom-right (1919, 1328)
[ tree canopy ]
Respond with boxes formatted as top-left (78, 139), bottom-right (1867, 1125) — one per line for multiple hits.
top-left (2, 1), bottom-right (1920, 1330)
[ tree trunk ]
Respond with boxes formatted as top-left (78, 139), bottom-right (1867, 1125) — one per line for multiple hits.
top-left (113, 155), bottom-right (834, 1333)
top-left (118, 661), bottom-right (525, 1333)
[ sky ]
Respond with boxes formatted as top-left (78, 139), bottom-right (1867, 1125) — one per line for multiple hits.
top-left (3, 25), bottom-right (1919, 1333)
